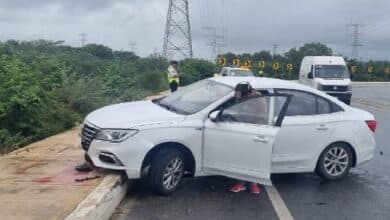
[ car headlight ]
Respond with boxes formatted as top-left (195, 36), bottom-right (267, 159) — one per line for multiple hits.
top-left (95, 129), bottom-right (138, 143)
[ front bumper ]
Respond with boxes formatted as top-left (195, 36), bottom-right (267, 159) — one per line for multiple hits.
top-left (84, 137), bottom-right (153, 179)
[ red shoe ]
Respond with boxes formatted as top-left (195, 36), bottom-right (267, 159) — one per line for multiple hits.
top-left (250, 183), bottom-right (261, 195)
top-left (229, 182), bottom-right (246, 193)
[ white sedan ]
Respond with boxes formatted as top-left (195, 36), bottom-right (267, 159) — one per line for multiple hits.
top-left (81, 77), bottom-right (376, 195)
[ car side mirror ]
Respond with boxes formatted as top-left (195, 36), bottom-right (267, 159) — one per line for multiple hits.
top-left (308, 72), bottom-right (313, 79)
top-left (209, 110), bottom-right (220, 122)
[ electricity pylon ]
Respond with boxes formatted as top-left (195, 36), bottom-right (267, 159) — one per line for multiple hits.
top-left (163, 0), bottom-right (193, 59)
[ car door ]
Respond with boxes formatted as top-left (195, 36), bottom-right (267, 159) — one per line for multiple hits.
top-left (202, 94), bottom-right (290, 185)
top-left (272, 89), bottom-right (339, 173)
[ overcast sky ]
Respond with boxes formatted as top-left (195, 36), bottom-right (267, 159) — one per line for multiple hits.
top-left (0, 0), bottom-right (389, 60)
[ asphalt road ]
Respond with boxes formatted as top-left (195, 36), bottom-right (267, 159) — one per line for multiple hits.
top-left (111, 84), bottom-right (390, 220)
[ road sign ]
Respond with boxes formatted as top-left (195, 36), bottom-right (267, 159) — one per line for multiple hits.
top-left (218, 57), bottom-right (226, 66)
top-left (273, 62), bottom-right (279, 70)
top-left (385, 67), bottom-right (390, 74)
top-left (350, 65), bottom-right (357, 73)
top-left (286, 63), bottom-right (293, 71)
top-left (233, 58), bottom-right (240, 67)
top-left (244, 60), bottom-right (252, 68)
top-left (367, 66), bottom-right (373, 74)
top-left (259, 60), bottom-right (266, 69)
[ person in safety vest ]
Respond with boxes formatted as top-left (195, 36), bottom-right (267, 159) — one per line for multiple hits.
top-left (167, 60), bottom-right (180, 92)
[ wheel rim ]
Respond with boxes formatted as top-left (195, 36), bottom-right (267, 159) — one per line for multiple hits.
top-left (162, 157), bottom-right (183, 190)
top-left (324, 146), bottom-right (349, 176)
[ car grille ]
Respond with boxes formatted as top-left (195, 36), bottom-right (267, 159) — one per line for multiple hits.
top-left (81, 123), bottom-right (100, 151)
top-left (322, 85), bottom-right (349, 92)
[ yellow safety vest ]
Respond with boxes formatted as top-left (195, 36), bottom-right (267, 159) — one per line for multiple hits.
top-left (167, 66), bottom-right (180, 84)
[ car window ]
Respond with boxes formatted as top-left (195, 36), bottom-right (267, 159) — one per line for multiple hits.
top-left (330, 102), bottom-right (344, 112)
top-left (221, 96), bottom-right (270, 125)
top-left (316, 96), bottom-right (331, 114)
top-left (278, 90), bottom-right (317, 116)
top-left (159, 79), bottom-right (232, 114)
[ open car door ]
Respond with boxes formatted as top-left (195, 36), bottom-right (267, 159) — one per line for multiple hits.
top-left (202, 94), bottom-right (290, 185)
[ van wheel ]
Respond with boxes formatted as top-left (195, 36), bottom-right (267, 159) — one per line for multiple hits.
top-left (148, 149), bottom-right (185, 195)
top-left (316, 143), bottom-right (352, 180)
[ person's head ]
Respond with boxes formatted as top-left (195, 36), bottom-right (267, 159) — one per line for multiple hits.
top-left (170, 60), bottom-right (179, 68)
top-left (234, 82), bottom-right (253, 99)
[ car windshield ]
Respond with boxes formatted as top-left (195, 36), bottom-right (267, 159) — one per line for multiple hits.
top-left (157, 79), bottom-right (233, 115)
top-left (314, 65), bottom-right (350, 79)
top-left (230, 69), bottom-right (254, 76)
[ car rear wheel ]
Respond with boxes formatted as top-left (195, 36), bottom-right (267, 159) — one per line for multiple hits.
top-left (148, 149), bottom-right (185, 195)
top-left (316, 143), bottom-right (353, 180)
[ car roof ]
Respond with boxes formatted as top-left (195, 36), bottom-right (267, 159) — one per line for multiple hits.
top-left (210, 76), bottom-right (348, 107)
top-left (210, 76), bottom-right (310, 90)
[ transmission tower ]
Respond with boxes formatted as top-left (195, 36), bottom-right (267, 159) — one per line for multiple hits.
top-left (163, 0), bottom-right (193, 59)
top-left (129, 41), bottom-right (137, 53)
top-left (80, 33), bottom-right (87, 47)
top-left (349, 24), bottom-right (364, 60)
top-left (272, 43), bottom-right (279, 58)
top-left (203, 26), bottom-right (225, 61)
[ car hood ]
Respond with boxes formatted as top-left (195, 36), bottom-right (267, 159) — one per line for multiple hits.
top-left (315, 78), bottom-right (351, 86)
top-left (85, 100), bottom-right (185, 129)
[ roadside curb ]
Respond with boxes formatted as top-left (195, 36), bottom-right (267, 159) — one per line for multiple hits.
top-left (352, 82), bottom-right (390, 87)
top-left (65, 174), bottom-right (130, 220)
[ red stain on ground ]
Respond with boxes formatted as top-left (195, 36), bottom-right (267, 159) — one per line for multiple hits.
top-left (32, 165), bottom-right (98, 185)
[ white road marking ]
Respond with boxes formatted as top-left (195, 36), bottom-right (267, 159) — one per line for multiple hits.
top-left (265, 185), bottom-right (294, 220)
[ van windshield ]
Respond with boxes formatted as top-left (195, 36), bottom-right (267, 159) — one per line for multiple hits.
top-left (314, 65), bottom-right (350, 79)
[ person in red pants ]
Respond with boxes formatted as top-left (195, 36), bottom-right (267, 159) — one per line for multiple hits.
top-left (228, 82), bottom-right (261, 195)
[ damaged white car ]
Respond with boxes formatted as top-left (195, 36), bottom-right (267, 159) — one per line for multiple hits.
top-left (81, 77), bottom-right (376, 195)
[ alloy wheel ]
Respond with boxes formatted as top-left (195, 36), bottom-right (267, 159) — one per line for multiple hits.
top-left (162, 157), bottom-right (184, 190)
top-left (323, 146), bottom-right (349, 176)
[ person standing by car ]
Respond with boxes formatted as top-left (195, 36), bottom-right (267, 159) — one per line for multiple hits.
top-left (167, 60), bottom-right (180, 92)
top-left (228, 82), bottom-right (262, 195)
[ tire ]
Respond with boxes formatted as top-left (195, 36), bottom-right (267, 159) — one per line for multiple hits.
top-left (148, 149), bottom-right (185, 195)
top-left (316, 143), bottom-right (353, 180)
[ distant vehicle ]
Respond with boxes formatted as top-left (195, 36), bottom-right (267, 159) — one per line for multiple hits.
top-left (299, 56), bottom-right (352, 105)
top-left (81, 77), bottom-right (376, 195)
top-left (219, 67), bottom-right (254, 77)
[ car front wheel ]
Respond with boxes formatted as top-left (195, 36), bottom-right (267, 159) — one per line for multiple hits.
top-left (316, 143), bottom-right (353, 180)
top-left (148, 149), bottom-right (185, 195)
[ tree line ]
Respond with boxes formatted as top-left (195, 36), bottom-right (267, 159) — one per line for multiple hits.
top-left (217, 42), bottom-right (390, 81)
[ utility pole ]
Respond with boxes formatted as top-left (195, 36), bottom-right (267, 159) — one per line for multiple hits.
top-left (272, 43), bottom-right (279, 58)
top-left (80, 33), bottom-right (87, 47)
top-left (349, 24), bottom-right (364, 60)
top-left (163, 0), bottom-right (193, 59)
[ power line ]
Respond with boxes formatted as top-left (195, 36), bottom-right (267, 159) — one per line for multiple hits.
top-left (79, 33), bottom-right (87, 47)
top-left (163, 0), bottom-right (193, 59)
top-left (348, 24), bottom-right (364, 60)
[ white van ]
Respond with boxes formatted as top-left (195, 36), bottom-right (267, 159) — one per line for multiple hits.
top-left (299, 56), bottom-right (352, 104)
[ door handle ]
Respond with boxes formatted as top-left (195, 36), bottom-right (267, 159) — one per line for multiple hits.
top-left (253, 136), bottom-right (269, 143)
top-left (316, 124), bottom-right (329, 131)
